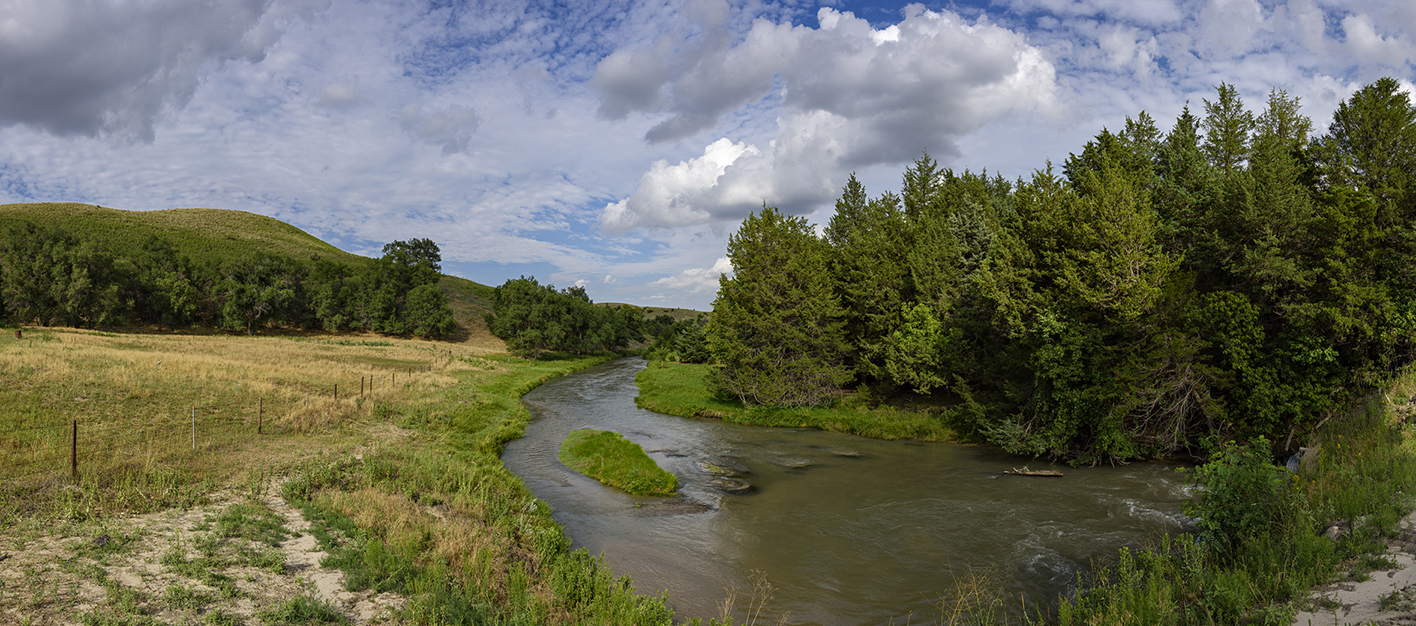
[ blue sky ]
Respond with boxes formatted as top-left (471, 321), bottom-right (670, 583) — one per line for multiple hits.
top-left (1, 0), bottom-right (1412, 310)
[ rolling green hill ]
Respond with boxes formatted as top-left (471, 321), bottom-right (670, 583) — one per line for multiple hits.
top-left (0, 202), bottom-right (501, 342)
top-left (0, 202), bottom-right (364, 266)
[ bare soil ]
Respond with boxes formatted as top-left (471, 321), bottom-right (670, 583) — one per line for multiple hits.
top-left (1294, 511), bottom-right (1416, 625)
top-left (0, 482), bottom-right (408, 625)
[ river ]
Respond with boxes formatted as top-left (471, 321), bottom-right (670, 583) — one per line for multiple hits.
top-left (501, 357), bottom-right (1194, 625)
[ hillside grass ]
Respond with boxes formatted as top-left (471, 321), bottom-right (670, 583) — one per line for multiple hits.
top-left (0, 202), bottom-right (363, 267)
top-left (634, 360), bottom-right (955, 441)
top-left (0, 201), bottom-right (505, 346)
top-left (559, 429), bottom-right (678, 496)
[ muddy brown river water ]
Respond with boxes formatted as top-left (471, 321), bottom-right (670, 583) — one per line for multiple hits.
top-left (502, 357), bottom-right (1195, 625)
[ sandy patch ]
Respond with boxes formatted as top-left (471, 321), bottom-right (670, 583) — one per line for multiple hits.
top-left (1294, 512), bottom-right (1416, 625)
top-left (0, 482), bottom-right (409, 625)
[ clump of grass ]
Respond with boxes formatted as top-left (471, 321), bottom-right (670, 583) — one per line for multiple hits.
top-left (559, 429), bottom-right (677, 496)
top-left (256, 594), bottom-right (347, 625)
top-left (163, 584), bottom-right (213, 611)
top-left (211, 502), bottom-right (291, 547)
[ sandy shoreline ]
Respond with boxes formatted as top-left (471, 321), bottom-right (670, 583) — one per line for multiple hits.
top-left (1294, 511), bottom-right (1416, 625)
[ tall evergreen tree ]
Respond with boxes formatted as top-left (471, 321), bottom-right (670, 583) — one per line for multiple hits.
top-left (708, 206), bottom-right (850, 406)
top-left (1202, 83), bottom-right (1254, 175)
top-left (826, 176), bottom-right (912, 385)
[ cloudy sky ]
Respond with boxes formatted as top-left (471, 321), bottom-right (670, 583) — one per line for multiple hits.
top-left (1, 0), bottom-right (1412, 310)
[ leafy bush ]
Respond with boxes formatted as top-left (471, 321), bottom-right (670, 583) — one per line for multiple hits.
top-left (1184, 437), bottom-right (1287, 559)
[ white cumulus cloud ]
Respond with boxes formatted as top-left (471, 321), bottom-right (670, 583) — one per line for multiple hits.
top-left (597, 5), bottom-right (1059, 231)
top-left (650, 256), bottom-right (732, 294)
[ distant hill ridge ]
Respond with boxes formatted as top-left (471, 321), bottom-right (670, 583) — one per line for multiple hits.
top-left (0, 202), bottom-right (363, 266)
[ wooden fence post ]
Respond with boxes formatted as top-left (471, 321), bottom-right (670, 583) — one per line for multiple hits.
top-left (70, 419), bottom-right (77, 479)
top-left (361, 376), bottom-right (365, 398)
top-left (258, 397), bottom-right (263, 434)
top-left (335, 384), bottom-right (338, 402)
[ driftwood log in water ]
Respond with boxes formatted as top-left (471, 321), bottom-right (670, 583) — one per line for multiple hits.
top-left (1003, 466), bottom-right (1063, 477)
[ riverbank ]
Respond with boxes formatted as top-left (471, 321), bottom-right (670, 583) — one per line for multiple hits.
top-left (633, 360), bottom-right (956, 441)
top-left (633, 356), bottom-right (1416, 624)
top-left (0, 329), bottom-right (688, 624)
top-left (1053, 370), bottom-right (1416, 625)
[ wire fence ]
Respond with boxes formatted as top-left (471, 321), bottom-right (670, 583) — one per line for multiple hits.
top-left (0, 368), bottom-right (431, 488)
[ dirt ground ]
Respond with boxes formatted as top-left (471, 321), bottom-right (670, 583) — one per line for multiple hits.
top-left (0, 482), bottom-right (408, 626)
top-left (1294, 511), bottom-right (1416, 626)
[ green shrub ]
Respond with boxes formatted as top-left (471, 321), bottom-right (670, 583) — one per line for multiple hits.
top-left (1185, 438), bottom-right (1287, 559)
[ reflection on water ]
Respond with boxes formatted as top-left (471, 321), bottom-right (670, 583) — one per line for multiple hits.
top-left (501, 358), bottom-right (1194, 625)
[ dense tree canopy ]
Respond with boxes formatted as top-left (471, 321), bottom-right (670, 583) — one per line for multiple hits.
top-left (484, 277), bottom-right (641, 357)
top-left (0, 230), bottom-right (460, 339)
top-left (708, 78), bottom-right (1416, 463)
top-left (708, 206), bottom-right (851, 406)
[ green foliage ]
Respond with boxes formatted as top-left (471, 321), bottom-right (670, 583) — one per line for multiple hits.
top-left (708, 206), bottom-right (851, 407)
top-left (697, 77), bottom-right (1416, 462)
top-left (1184, 438), bottom-right (1287, 558)
top-left (826, 174), bottom-right (913, 384)
top-left (558, 429), bottom-right (678, 496)
top-left (0, 207), bottom-right (466, 339)
top-left (885, 303), bottom-right (951, 395)
top-left (671, 319), bottom-right (711, 364)
top-left (485, 277), bottom-right (639, 357)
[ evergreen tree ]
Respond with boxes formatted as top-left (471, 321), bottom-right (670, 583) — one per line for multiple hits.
top-left (826, 176), bottom-right (912, 385)
top-left (1202, 83), bottom-right (1254, 175)
top-left (708, 206), bottom-right (850, 406)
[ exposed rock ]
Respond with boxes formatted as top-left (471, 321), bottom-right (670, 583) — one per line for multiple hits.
top-left (711, 477), bottom-right (755, 495)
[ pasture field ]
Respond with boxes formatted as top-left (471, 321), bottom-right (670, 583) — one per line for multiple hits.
top-left (0, 328), bottom-right (684, 625)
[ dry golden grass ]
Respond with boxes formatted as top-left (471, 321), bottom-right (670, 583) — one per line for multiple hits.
top-left (0, 326), bottom-right (507, 520)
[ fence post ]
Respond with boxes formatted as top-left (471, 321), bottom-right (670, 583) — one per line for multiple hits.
top-left (258, 397), bottom-right (263, 434)
top-left (361, 376), bottom-right (365, 398)
top-left (335, 384), bottom-right (338, 402)
top-left (191, 407), bottom-right (196, 451)
top-left (70, 419), bottom-right (77, 479)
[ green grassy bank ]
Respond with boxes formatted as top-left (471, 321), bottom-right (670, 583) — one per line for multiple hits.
top-left (633, 360), bottom-right (955, 441)
top-left (278, 353), bottom-right (698, 625)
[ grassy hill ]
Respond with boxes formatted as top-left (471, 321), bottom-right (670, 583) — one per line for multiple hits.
top-left (0, 202), bottom-right (504, 345)
top-left (0, 202), bottom-right (365, 267)
top-left (601, 303), bottom-right (707, 321)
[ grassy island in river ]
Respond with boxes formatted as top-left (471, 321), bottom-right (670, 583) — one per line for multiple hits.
top-left (559, 428), bottom-right (678, 496)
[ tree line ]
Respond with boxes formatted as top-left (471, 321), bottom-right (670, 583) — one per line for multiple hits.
top-left (709, 78), bottom-right (1416, 463)
top-left (0, 227), bottom-right (458, 338)
top-left (484, 277), bottom-right (712, 359)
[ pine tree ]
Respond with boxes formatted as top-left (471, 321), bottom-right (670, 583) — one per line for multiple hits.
top-left (826, 175), bottom-right (912, 385)
top-left (1202, 83), bottom-right (1254, 175)
top-left (708, 206), bottom-right (851, 406)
